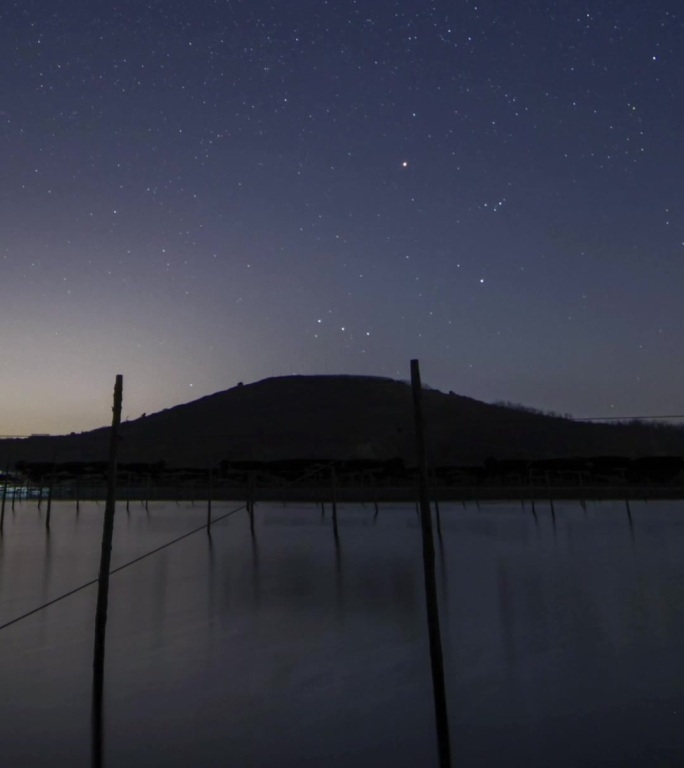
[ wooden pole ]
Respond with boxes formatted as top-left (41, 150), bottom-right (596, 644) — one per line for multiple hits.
top-left (145, 472), bottom-right (151, 512)
top-left (0, 467), bottom-right (7, 531)
top-left (45, 478), bottom-right (53, 529)
top-left (45, 462), bottom-right (56, 530)
top-left (1, 463), bottom-right (8, 530)
top-left (546, 473), bottom-right (555, 521)
top-left (206, 462), bottom-right (213, 533)
top-left (331, 467), bottom-right (339, 543)
top-left (529, 488), bottom-right (538, 524)
top-left (410, 359), bottom-right (451, 768)
top-left (248, 471), bottom-right (255, 534)
top-left (92, 374), bottom-right (123, 768)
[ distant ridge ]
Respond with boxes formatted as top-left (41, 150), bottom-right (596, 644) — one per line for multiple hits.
top-left (1, 374), bottom-right (684, 467)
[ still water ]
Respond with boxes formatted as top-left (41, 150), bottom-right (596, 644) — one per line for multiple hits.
top-left (0, 499), bottom-right (683, 766)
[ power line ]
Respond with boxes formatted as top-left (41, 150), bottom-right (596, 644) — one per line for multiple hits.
top-left (574, 414), bottom-right (684, 422)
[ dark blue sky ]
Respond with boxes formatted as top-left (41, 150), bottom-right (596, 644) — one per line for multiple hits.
top-left (2, 1), bottom-right (683, 433)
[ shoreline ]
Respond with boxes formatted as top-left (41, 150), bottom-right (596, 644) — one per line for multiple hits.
top-left (10, 484), bottom-right (684, 504)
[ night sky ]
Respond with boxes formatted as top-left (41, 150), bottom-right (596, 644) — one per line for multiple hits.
top-left (2, 1), bottom-right (683, 435)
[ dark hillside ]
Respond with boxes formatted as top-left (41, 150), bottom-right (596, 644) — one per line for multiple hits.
top-left (1, 375), bottom-right (683, 468)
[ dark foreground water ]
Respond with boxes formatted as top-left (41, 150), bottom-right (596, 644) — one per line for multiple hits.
top-left (1, 499), bottom-right (683, 767)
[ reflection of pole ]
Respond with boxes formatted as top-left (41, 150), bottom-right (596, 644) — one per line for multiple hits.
top-left (92, 375), bottom-right (123, 768)
top-left (410, 359), bottom-right (451, 768)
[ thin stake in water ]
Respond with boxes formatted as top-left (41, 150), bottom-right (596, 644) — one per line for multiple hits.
top-left (206, 462), bottom-right (213, 533)
top-left (410, 359), bottom-right (451, 768)
top-left (331, 467), bottom-right (339, 543)
top-left (0, 462), bottom-right (8, 530)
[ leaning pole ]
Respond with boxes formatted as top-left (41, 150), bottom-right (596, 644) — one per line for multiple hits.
top-left (410, 359), bottom-right (451, 768)
top-left (92, 374), bottom-right (123, 767)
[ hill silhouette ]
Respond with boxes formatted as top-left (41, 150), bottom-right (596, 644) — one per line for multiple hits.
top-left (1, 375), bottom-right (684, 468)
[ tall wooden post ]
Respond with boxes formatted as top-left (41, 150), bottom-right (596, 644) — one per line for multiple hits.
top-left (92, 375), bottom-right (123, 767)
top-left (410, 359), bottom-right (451, 768)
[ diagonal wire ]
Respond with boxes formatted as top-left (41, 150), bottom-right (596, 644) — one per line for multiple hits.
top-left (0, 502), bottom-right (246, 633)
top-left (0, 458), bottom-right (340, 634)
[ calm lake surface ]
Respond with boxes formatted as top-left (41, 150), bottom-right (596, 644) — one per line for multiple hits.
top-left (1, 499), bottom-right (684, 766)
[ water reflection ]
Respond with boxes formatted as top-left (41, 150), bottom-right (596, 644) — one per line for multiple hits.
top-left (151, 552), bottom-right (168, 649)
top-left (0, 501), bottom-right (683, 766)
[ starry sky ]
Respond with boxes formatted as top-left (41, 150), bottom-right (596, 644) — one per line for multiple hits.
top-left (2, 1), bottom-right (683, 435)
